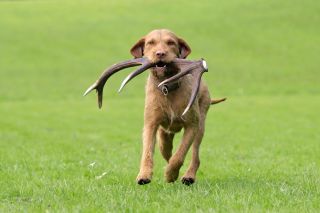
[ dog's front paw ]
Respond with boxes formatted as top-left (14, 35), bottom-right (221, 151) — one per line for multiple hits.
top-left (136, 173), bottom-right (152, 185)
top-left (181, 177), bottom-right (195, 186)
top-left (137, 178), bottom-right (151, 185)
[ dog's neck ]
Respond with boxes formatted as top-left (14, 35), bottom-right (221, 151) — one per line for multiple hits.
top-left (150, 66), bottom-right (181, 95)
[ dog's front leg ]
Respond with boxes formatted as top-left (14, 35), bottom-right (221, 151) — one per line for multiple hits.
top-left (136, 116), bottom-right (159, 185)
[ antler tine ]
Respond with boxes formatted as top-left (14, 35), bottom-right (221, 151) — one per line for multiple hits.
top-left (83, 57), bottom-right (152, 108)
top-left (157, 64), bottom-right (197, 88)
top-left (118, 61), bottom-right (154, 92)
top-left (181, 68), bottom-right (206, 116)
top-left (158, 59), bottom-right (207, 88)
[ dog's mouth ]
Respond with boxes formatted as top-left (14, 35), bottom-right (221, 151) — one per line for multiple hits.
top-left (153, 61), bottom-right (169, 72)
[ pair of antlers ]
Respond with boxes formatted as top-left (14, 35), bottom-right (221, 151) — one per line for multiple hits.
top-left (84, 57), bottom-right (208, 116)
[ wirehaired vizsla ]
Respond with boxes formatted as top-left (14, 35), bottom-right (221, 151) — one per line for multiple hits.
top-left (84, 29), bottom-right (225, 185)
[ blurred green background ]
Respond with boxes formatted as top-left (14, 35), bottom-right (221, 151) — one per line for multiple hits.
top-left (0, 0), bottom-right (319, 212)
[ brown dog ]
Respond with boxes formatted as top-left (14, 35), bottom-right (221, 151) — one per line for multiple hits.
top-left (129, 29), bottom-right (225, 185)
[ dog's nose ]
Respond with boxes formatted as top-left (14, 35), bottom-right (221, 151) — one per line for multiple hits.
top-left (156, 51), bottom-right (166, 58)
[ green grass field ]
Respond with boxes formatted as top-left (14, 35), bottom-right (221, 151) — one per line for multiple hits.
top-left (1, 0), bottom-right (319, 212)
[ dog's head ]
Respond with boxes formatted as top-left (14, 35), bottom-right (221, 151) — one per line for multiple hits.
top-left (130, 29), bottom-right (191, 78)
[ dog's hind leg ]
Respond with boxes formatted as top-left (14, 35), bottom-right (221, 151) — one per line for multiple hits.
top-left (157, 127), bottom-right (174, 162)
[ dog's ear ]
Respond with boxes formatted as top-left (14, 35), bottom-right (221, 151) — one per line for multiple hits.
top-left (178, 38), bottom-right (191, 59)
top-left (130, 38), bottom-right (145, 58)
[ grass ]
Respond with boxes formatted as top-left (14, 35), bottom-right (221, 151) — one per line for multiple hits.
top-left (0, 0), bottom-right (319, 212)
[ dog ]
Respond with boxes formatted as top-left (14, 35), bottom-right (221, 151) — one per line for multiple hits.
top-left (129, 29), bottom-right (225, 185)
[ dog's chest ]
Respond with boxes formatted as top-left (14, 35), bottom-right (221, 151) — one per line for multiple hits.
top-left (159, 94), bottom-right (187, 133)
top-left (161, 113), bottom-right (184, 133)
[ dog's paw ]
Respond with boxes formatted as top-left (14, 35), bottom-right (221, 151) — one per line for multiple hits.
top-left (165, 166), bottom-right (180, 183)
top-left (136, 173), bottom-right (151, 185)
top-left (137, 178), bottom-right (151, 185)
top-left (181, 177), bottom-right (195, 186)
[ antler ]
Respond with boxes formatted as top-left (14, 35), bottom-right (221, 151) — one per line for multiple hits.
top-left (84, 57), bottom-right (208, 116)
top-left (158, 58), bottom-right (208, 116)
top-left (83, 57), bottom-right (153, 108)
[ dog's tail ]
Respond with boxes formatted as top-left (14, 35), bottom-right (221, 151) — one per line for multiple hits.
top-left (211, 97), bottom-right (226, 105)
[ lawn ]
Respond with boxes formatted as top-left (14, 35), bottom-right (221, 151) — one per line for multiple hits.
top-left (0, 0), bottom-right (319, 212)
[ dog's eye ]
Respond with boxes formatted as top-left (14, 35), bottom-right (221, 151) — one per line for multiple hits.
top-left (167, 40), bottom-right (176, 46)
top-left (146, 40), bottom-right (155, 45)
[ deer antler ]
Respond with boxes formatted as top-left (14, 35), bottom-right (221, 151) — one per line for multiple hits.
top-left (158, 58), bottom-right (208, 116)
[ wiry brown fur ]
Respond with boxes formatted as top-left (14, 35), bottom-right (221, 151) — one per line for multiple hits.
top-left (131, 29), bottom-right (224, 185)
